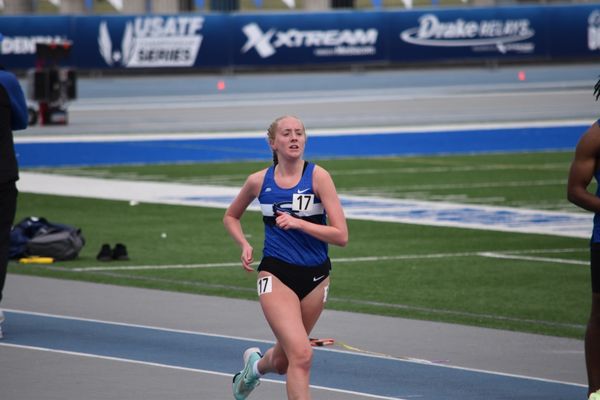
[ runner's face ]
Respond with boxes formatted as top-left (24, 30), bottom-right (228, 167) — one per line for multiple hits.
top-left (272, 117), bottom-right (305, 160)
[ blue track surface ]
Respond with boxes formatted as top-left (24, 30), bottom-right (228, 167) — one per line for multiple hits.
top-left (15, 124), bottom-right (585, 167)
top-left (2, 311), bottom-right (586, 399)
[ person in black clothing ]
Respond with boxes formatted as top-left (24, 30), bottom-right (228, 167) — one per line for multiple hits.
top-left (0, 64), bottom-right (29, 338)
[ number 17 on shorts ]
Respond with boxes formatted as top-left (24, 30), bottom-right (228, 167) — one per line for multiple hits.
top-left (257, 276), bottom-right (273, 296)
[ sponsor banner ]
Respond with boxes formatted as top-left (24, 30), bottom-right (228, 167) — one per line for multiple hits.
top-left (71, 15), bottom-right (230, 69)
top-left (0, 5), bottom-right (599, 70)
top-left (589, 9), bottom-right (600, 52)
top-left (390, 6), bottom-right (545, 62)
top-left (231, 12), bottom-right (387, 66)
top-left (0, 15), bottom-right (73, 69)
top-left (545, 5), bottom-right (600, 56)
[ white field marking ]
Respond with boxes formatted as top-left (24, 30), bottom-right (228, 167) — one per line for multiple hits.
top-left (60, 248), bottom-right (586, 273)
top-left (329, 297), bottom-right (585, 330)
top-left (14, 118), bottom-right (589, 143)
top-left (340, 193), bottom-right (591, 239)
top-left (17, 172), bottom-right (592, 238)
top-left (21, 265), bottom-right (588, 331)
top-left (478, 252), bottom-right (588, 265)
top-left (34, 157), bottom-right (568, 176)
top-left (32, 166), bottom-right (568, 190)
top-left (331, 163), bottom-right (569, 176)
top-left (0, 309), bottom-right (586, 389)
top-left (498, 248), bottom-right (584, 254)
top-left (68, 261), bottom-right (242, 272)
top-left (349, 179), bottom-right (566, 192)
top-left (65, 252), bottom-right (480, 272)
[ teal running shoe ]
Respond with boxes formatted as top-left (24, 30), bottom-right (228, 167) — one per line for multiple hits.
top-left (232, 347), bottom-right (262, 400)
top-left (590, 390), bottom-right (600, 400)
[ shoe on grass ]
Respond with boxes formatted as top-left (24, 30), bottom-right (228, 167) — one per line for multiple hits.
top-left (96, 244), bottom-right (112, 261)
top-left (112, 243), bottom-right (129, 261)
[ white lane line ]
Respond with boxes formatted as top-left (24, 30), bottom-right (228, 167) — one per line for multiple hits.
top-left (0, 343), bottom-right (407, 400)
top-left (64, 87), bottom-right (591, 113)
top-left (14, 119), bottom-right (589, 143)
top-left (0, 309), bottom-right (586, 390)
top-left (0, 308), bottom-right (409, 399)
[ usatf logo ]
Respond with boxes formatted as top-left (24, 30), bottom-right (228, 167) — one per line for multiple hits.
top-left (98, 16), bottom-right (204, 67)
top-left (400, 14), bottom-right (535, 54)
top-left (241, 23), bottom-right (378, 58)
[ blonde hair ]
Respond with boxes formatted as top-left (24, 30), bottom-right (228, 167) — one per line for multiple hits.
top-left (267, 115), bottom-right (305, 165)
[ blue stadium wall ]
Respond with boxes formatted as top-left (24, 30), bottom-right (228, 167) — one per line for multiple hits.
top-left (0, 4), bottom-right (599, 70)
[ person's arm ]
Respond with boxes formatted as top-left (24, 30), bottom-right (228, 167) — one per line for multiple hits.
top-left (567, 122), bottom-right (600, 212)
top-left (9, 82), bottom-right (27, 131)
top-left (274, 165), bottom-right (348, 247)
top-left (0, 70), bottom-right (28, 131)
top-left (223, 170), bottom-right (264, 271)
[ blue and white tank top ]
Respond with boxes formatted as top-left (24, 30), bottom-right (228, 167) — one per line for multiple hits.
top-left (258, 162), bottom-right (328, 266)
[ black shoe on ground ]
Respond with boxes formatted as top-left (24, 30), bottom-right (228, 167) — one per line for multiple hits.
top-left (112, 243), bottom-right (129, 261)
top-left (96, 244), bottom-right (112, 261)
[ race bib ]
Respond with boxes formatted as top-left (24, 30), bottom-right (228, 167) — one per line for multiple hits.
top-left (292, 193), bottom-right (314, 212)
top-left (257, 276), bottom-right (273, 296)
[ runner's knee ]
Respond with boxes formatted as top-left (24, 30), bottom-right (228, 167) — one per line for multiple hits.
top-left (288, 344), bottom-right (313, 372)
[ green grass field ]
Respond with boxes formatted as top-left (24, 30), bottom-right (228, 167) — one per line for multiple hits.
top-left (10, 151), bottom-right (592, 339)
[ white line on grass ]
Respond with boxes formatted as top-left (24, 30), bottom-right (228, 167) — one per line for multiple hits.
top-left (478, 252), bottom-right (588, 265)
top-left (62, 248), bottom-right (586, 272)
top-left (66, 252), bottom-right (480, 272)
top-left (68, 261), bottom-right (243, 272)
top-left (36, 249), bottom-right (588, 330)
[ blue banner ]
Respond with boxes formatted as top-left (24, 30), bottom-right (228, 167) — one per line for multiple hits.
top-left (0, 5), bottom-right (599, 71)
top-left (230, 12), bottom-right (388, 66)
top-left (546, 5), bottom-right (600, 58)
top-left (0, 15), bottom-right (73, 69)
top-left (389, 7), bottom-right (546, 62)
top-left (71, 14), bottom-right (231, 69)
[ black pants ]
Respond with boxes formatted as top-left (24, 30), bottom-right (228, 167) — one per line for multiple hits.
top-left (0, 181), bottom-right (17, 303)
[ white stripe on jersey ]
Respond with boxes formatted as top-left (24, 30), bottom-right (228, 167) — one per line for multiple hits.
top-left (260, 203), bottom-right (325, 217)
